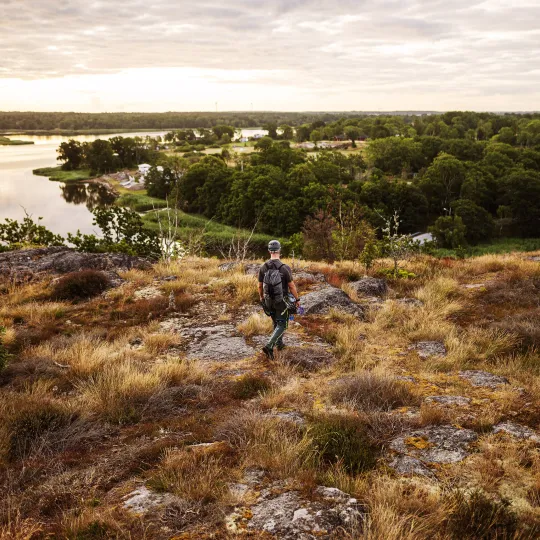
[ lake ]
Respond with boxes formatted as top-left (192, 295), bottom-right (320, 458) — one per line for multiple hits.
top-left (0, 129), bottom-right (266, 237)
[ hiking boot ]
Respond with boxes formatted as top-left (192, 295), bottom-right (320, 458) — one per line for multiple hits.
top-left (262, 346), bottom-right (274, 360)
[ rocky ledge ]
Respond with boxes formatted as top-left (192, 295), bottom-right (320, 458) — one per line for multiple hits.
top-left (0, 247), bottom-right (151, 281)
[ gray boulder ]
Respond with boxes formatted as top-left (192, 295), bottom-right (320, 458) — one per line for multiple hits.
top-left (227, 483), bottom-right (363, 538)
top-left (528, 256), bottom-right (540, 262)
top-left (409, 341), bottom-right (447, 358)
top-left (180, 324), bottom-right (256, 361)
top-left (348, 277), bottom-right (387, 297)
top-left (244, 263), bottom-right (261, 276)
top-left (0, 247), bottom-right (151, 282)
top-left (293, 271), bottom-right (326, 283)
top-left (300, 286), bottom-right (363, 316)
top-left (390, 424), bottom-right (478, 464)
top-left (396, 298), bottom-right (424, 307)
top-left (493, 422), bottom-right (540, 443)
top-left (459, 370), bottom-right (509, 389)
top-left (388, 456), bottom-right (435, 479)
top-left (425, 395), bottom-right (471, 407)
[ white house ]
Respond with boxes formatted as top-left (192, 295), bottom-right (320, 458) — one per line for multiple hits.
top-left (411, 232), bottom-right (434, 245)
top-left (138, 164), bottom-right (163, 177)
top-left (138, 163), bottom-right (151, 175)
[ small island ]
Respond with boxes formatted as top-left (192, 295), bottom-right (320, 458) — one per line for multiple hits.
top-left (0, 135), bottom-right (34, 145)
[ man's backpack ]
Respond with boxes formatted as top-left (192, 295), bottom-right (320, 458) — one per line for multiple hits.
top-left (263, 261), bottom-right (285, 307)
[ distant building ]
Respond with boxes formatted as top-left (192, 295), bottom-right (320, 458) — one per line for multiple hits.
top-left (138, 164), bottom-right (163, 177)
top-left (411, 232), bottom-right (433, 245)
top-left (138, 163), bottom-right (151, 175)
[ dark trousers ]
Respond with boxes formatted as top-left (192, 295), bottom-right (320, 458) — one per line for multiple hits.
top-left (267, 309), bottom-right (288, 350)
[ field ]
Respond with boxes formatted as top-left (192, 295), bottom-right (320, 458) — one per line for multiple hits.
top-left (0, 136), bottom-right (33, 146)
top-left (33, 166), bottom-right (96, 183)
top-left (1, 250), bottom-right (539, 538)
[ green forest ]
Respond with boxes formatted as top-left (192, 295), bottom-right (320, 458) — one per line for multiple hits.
top-left (29, 111), bottom-right (540, 260)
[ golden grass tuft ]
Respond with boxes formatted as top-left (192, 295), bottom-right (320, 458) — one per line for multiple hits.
top-left (237, 313), bottom-right (273, 337)
top-left (27, 332), bottom-right (130, 379)
top-left (154, 444), bottom-right (234, 503)
top-left (217, 410), bottom-right (315, 478)
top-left (360, 475), bottom-right (448, 540)
top-left (78, 360), bottom-right (164, 424)
top-left (0, 301), bottom-right (67, 327)
top-left (142, 332), bottom-right (182, 355)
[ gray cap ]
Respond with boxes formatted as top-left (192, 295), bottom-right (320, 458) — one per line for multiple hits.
top-left (268, 239), bottom-right (281, 252)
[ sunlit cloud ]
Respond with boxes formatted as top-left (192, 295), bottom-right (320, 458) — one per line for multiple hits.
top-left (0, 0), bottom-right (539, 111)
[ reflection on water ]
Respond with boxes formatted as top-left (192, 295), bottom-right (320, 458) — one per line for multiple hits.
top-left (60, 183), bottom-right (117, 212)
top-left (0, 129), bottom-right (266, 236)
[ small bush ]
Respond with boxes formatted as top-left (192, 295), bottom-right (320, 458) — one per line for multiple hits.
top-left (231, 374), bottom-right (271, 399)
top-left (153, 445), bottom-right (233, 503)
top-left (330, 372), bottom-right (419, 411)
top-left (447, 490), bottom-right (518, 540)
top-left (1, 398), bottom-right (72, 461)
top-left (52, 270), bottom-right (111, 301)
top-left (237, 313), bottom-right (273, 337)
top-left (0, 326), bottom-right (10, 372)
top-left (309, 414), bottom-right (377, 474)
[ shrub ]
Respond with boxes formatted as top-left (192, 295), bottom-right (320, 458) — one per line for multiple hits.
top-left (429, 215), bottom-right (468, 249)
top-left (52, 270), bottom-right (111, 301)
top-left (446, 490), bottom-right (518, 539)
top-left (309, 414), bottom-right (377, 474)
top-left (231, 374), bottom-right (271, 399)
top-left (330, 372), bottom-right (419, 412)
top-left (153, 445), bottom-right (233, 503)
top-left (0, 326), bottom-right (10, 372)
top-left (0, 397), bottom-right (72, 461)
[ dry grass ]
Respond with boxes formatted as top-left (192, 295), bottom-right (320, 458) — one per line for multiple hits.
top-left (237, 312), bottom-right (273, 337)
top-left (330, 372), bottom-right (420, 412)
top-left (2, 252), bottom-right (540, 536)
top-left (142, 332), bottom-right (183, 355)
top-left (154, 444), bottom-right (234, 503)
top-left (213, 273), bottom-right (259, 306)
top-left (0, 301), bottom-right (67, 327)
top-left (27, 332), bottom-right (130, 379)
top-left (217, 410), bottom-right (315, 478)
top-left (78, 360), bottom-right (165, 424)
top-left (444, 327), bottom-right (518, 368)
top-left (0, 387), bottom-right (75, 462)
top-left (359, 476), bottom-right (448, 540)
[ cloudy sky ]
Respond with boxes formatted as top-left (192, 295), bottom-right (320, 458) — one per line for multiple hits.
top-left (0, 0), bottom-right (539, 112)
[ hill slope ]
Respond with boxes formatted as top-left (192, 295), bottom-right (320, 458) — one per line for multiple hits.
top-left (0, 250), bottom-right (539, 538)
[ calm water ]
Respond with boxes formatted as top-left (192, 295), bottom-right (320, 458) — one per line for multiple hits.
top-left (0, 129), bottom-right (266, 236)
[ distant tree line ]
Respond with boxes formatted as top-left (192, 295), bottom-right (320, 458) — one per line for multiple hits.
top-left (0, 111), bottom-right (370, 131)
top-left (56, 111), bottom-right (540, 259)
top-left (58, 136), bottom-right (160, 174)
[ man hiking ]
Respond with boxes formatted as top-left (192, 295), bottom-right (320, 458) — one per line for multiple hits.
top-left (258, 240), bottom-right (300, 360)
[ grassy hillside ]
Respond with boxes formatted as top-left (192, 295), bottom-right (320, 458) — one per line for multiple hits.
top-left (1, 251), bottom-right (539, 537)
top-left (0, 136), bottom-right (33, 146)
top-left (33, 166), bottom-right (95, 183)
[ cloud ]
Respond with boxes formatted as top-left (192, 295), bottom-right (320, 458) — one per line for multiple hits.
top-left (0, 0), bottom-right (539, 110)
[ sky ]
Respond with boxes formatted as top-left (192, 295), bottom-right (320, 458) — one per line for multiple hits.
top-left (0, 0), bottom-right (539, 112)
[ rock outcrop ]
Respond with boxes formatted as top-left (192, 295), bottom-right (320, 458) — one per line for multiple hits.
top-left (409, 341), bottom-right (447, 358)
top-left (425, 395), bottom-right (471, 406)
top-left (0, 247), bottom-right (151, 282)
top-left (227, 483), bottom-right (363, 538)
top-left (459, 370), bottom-right (509, 389)
top-left (348, 277), bottom-right (388, 297)
top-left (181, 324), bottom-right (256, 361)
top-left (493, 422), bottom-right (540, 442)
top-left (390, 424), bottom-right (478, 466)
top-left (300, 286), bottom-right (363, 316)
